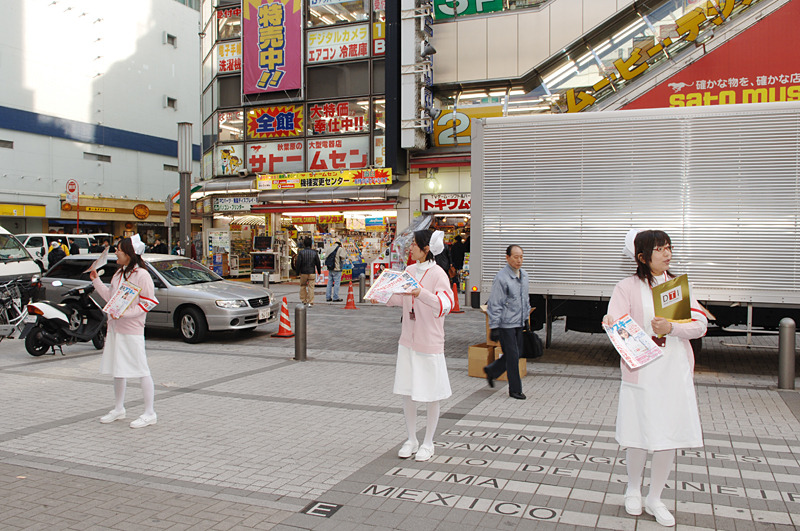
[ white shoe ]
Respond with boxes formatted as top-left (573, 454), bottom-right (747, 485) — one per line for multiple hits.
top-left (624, 491), bottom-right (642, 516)
top-left (415, 444), bottom-right (434, 462)
top-left (130, 413), bottom-right (157, 429)
top-left (398, 439), bottom-right (419, 459)
top-left (645, 499), bottom-right (675, 527)
top-left (99, 409), bottom-right (126, 424)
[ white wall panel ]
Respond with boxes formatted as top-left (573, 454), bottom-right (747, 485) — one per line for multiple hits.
top-left (432, 21), bottom-right (458, 84)
top-left (584, 0), bottom-right (619, 31)
top-left (456, 19), bottom-right (488, 81)
top-left (549, 0), bottom-right (583, 54)
top-left (517, 9), bottom-right (551, 75)
top-left (487, 16), bottom-right (519, 80)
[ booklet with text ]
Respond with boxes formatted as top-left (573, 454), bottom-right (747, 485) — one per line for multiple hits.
top-left (603, 314), bottom-right (663, 369)
top-left (102, 280), bottom-right (141, 319)
top-left (364, 269), bottom-right (421, 304)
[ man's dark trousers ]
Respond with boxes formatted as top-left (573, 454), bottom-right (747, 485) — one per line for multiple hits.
top-left (485, 327), bottom-right (523, 394)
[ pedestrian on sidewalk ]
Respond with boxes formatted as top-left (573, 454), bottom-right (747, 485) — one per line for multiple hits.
top-left (90, 234), bottom-right (160, 429)
top-left (384, 230), bottom-right (453, 462)
top-left (483, 244), bottom-right (530, 400)
top-left (603, 229), bottom-right (708, 527)
top-left (295, 237), bottom-right (321, 306)
top-left (324, 239), bottom-right (348, 302)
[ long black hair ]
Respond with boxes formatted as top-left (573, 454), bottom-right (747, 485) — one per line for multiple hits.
top-left (413, 230), bottom-right (435, 262)
top-left (634, 230), bottom-right (673, 286)
top-left (117, 237), bottom-right (146, 281)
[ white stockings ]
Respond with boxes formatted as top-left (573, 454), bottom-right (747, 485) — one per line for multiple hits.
top-left (402, 396), bottom-right (441, 447)
top-left (112, 376), bottom-right (156, 416)
top-left (626, 447), bottom-right (676, 503)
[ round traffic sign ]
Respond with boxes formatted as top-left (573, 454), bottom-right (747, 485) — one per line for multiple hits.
top-left (66, 179), bottom-right (79, 194)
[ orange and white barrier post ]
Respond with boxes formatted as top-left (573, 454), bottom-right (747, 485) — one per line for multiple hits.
top-left (271, 296), bottom-right (295, 337)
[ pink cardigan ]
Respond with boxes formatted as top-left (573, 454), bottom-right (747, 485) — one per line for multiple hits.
top-left (92, 266), bottom-right (157, 335)
top-left (387, 262), bottom-right (453, 354)
top-left (607, 275), bottom-right (708, 384)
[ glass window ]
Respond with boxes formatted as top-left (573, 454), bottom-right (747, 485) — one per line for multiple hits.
top-left (306, 100), bottom-right (370, 136)
top-left (202, 52), bottom-right (213, 89)
top-left (203, 117), bottom-right (218, 152)
top-left (307, 61), bottom-right (370, 100)
top-left (308, 1), bottom-right (369, 27)
top-left (26, 236), bottom-right (44, 249)
top-left (506, 85), bottom-right (553, 116)
top-left (216, 5), bottom-right (242, 40)
top-left (372, 98), bottom-right (385, 132)
top-left (201, 20), bottom-right (213, 61)
top-left (218, 110), bottom-right (244, 142)
top-left (217, 75), bottom-right (241, 108)
top-left (372, 59), bottom-right (384, 93)
top-left (590, 17), bottom-right (655, 98)
top-left (372, 0), bottom-right (385, 22)
top-left (202, 87), bottom-right (213, 121)
top-left (0, 234), bottom-right (29, 261)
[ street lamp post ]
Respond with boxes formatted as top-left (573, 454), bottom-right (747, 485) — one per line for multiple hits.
top-left (177, 122), bottom-right (192, 255)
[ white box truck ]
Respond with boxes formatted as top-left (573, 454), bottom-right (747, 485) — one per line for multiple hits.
top-left (469, 102), bottom-right (800, 348)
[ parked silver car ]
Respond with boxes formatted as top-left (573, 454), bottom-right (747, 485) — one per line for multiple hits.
top-left (40, 254), bottom-right (280, 343)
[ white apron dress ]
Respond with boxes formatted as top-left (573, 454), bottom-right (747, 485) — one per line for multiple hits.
top-left (615, 278), bottom-right (703, 451)
top-left (100, 325), bottom-right (151, 378)
top-left (393, 344), bottom-right (452, 402)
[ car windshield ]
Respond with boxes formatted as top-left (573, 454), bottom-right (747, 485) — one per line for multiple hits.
top-left (0, 234), bottom-right (32, 262)
top-left (148, 258), bottom-right (222, 286)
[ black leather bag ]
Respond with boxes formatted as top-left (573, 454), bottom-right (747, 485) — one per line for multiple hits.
top-left (521, 321), bottom-right (543, 359)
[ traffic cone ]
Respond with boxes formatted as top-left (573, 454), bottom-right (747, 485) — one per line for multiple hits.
top-left (450, 283), bottom-right (464, 313)
top-left (271, 296), bottom-right (295, 337)
top-left (343, 282), bottom-right (358, 310)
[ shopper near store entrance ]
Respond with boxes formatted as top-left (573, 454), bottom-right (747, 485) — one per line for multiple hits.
top-left (483, 244), bottom-right (530, 400)
top-left (47, 240), bottom-right (66, 267)
top-left (152, 238), bottom-right (168, 255)
top-left (325, 239), bottom-right (348, 302)
top-left (603, 229), bottom-right (708, 527)
top-left (385, 230), bottom-right (453, 462)
top-left (89, 234), bottom-right (159, 429)
top-left (295, 237), bottom-right (321, 306)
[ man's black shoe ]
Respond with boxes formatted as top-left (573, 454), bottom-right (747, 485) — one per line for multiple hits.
top-left (326, 299), bottom-right (332, 302)
top-left (509, 392), bottom-right (526, 400)
top-left (333, 298), bottom-right (343, 302)
top-left (482, 367), bottom-right (494, 388)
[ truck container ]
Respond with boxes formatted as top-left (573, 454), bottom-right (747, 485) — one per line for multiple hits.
top-left (469, 102), bottom-right (800, 348)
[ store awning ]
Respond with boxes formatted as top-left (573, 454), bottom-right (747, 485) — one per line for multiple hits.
top-left (228, 215), bottom-right (266, 226)
top-left (256, 182), bottom-right (404, 203)
top-left (409, 154), bottom-right (471, 169)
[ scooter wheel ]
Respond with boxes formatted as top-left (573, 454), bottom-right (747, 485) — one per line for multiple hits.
top-left (25, 327), bottom-right (49, 357)
top-left (92, 327), bottom-right (106, 350)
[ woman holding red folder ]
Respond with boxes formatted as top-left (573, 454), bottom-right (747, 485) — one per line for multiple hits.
top-left (90, 235), bottom-right (159, 429)
top-left (603, 229), bottom-right (709, 527)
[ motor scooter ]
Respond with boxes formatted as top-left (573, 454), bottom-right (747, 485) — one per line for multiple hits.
top-left (20, 282), bottom-right (107, 356)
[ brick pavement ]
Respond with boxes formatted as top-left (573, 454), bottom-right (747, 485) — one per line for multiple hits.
top-left (0, 279), bottom-right (797, 530)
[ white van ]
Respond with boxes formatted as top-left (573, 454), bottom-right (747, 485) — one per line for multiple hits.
top-left (0, 226), bottom-right (41, 282)
top-left (16, 233), bottom-right (93, 270)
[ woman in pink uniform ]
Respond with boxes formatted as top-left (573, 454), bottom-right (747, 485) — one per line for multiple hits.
top-left (603, 229), bottom-right (708, 527)
top-left (386, 230), bottom-right (453, 462)
top-left (90, 234), bottom-right (159, 429)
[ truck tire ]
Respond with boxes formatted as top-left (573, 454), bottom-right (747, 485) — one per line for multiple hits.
top-left (178, 307), bottom-right (208, 344)
top-left (25, 327), bottom-right (48, 356)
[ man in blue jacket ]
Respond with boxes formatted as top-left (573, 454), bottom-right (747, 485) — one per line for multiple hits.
top-left (483, 244), bottom-right (531, 399)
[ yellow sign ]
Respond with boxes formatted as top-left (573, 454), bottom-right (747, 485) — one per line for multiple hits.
top-left (0, 203), bottom-right (46, 217)
top-left (85, 206), bottom-right (116, 213)
top-left (257, 168), bottom-right (392, 190)
top-left (432, 106), bottom-right (503, 147)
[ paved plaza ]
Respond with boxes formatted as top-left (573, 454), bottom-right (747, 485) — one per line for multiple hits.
top-left (0, 281), bottom-right (798, 530)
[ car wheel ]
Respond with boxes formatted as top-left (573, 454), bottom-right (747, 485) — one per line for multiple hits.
top-left (179, 307), bottom-right (208, 344)
top-left (25, 327), bottom-right (49, 356)
top-left (92, 326), bottom-right (106, 350)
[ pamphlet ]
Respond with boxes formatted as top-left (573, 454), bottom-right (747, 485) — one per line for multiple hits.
top-left (364, 269), bottom-right (421, 304)
top-left (102, 280), bottom-right (141, 319)
top-left (603, 314), bottom-right (663, 369)
top-left (651, 274), bottom-right (691, 323)
top-left (83, 247), bottom-right (109, 274)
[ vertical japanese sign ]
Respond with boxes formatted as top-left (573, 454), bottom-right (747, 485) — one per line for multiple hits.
top-left (242, 0), bottom-right (302, 94)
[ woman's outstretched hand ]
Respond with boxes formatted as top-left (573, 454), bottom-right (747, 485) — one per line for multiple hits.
top-left (89, 269), bottom-right (98, 281)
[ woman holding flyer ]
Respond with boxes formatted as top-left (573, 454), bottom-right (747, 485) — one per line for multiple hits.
top-left (384, 230), bottom-right (453, 462)
top-left (90, 235), bottom-right (159, 429)
top-left (603, 230), bottom-right (708, 527)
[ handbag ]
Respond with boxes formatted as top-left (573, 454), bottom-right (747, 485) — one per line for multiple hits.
top-left (521, 320), bottom-right (543, 359)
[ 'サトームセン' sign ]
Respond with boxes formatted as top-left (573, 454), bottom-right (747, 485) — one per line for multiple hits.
top-left (257, 168), bottom-right (392, 190)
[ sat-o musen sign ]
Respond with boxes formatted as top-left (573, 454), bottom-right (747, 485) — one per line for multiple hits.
top-left (623, 1), bottom-right (800, 110)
